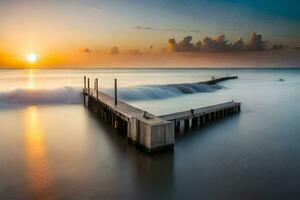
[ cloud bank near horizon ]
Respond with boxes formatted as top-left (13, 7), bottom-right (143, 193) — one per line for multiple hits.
top-left (75, 31), bottom-right (289, 57)
top-left (168, 32), bottom-right (271, 52)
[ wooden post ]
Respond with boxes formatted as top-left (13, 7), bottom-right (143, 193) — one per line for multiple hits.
top-left (175, 120), bottom-right (180, 132)
top-left (84, 76), bottom-right (86, 90)
top-left (83, 93), bottom-right (86, 106)
top-left (184, 119), bottom-right (189, 130)
top-left (200, 116), bottom-right (203, 127)
top-left (114, 78), bottom-right (117, 106)
top-left (83, 76), bottom-right (86, 106)
top-left (93, 78), bottom-right (98, 99)
top-left (96, 78), bottom-right (99, 99)
top-left (87, 78), bottom-right (90, 95)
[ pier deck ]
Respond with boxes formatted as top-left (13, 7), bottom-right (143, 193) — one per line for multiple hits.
top-left (198, 76), bottom-right (238, 85)
top-left (160, 101), bottom-right (240, 121)
top-left (88, 88), bottom-right (169, 124)
top-left (160, 101), bottom-right (241, 131)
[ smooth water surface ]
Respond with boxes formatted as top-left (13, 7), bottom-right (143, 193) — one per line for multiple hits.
top-left (0, 68), bottom-right (300, 200)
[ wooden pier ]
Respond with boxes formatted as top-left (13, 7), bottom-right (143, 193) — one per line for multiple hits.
top-left (159, 101), bottom-right (241, 131)
top-left (199, 76), bottom-right (238, 85)
top-left (83, 76), bottom-right (241, 152)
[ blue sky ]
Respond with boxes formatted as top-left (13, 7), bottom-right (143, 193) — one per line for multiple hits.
top-left (0, 0), bottom-right (299, 52)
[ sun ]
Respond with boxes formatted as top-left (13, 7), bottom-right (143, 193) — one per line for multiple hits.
top-left (26, 53), bottom-right (37, 63)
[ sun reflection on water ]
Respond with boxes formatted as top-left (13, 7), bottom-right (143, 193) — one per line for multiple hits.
top-left (27, 69), bottom-right (35, 89)
top-left (24, 106), bottom-right (55, 200)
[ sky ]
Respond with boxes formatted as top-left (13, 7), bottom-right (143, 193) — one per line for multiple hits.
top-left (0, 0), bottom-right (299, 67)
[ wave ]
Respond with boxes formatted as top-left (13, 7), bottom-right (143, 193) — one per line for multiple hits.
top-left (0, 83), bottom-right (222, 108)
top-left (0, 87), bottom-right (82, 108)
top-left (104, 83), bottom-right (223, 101)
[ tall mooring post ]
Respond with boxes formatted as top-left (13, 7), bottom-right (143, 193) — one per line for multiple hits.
top-left (83, 76), bottom-right (87, 106)
top-left (96, 78), bottom-right (99, 99)
top-left (114, 78), bottom-right (117, 106)
top-left (87, 78), bottom-right (90, 95)
top-left (84, 76), bottom-right (86, 89)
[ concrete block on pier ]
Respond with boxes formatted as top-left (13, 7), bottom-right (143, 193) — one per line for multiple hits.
top-left (128, 115), bottom-right (174, 152)
top-left (84, 88), bottom-right (175, 152)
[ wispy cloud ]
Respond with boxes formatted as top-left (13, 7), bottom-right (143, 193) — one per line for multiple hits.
top-left (84, 6), bottom-right (102, 13)
top-left (90, 7), bottom-right (102, 13)
top-left (110, 46), bottom-right (119, 54)
top-left (134, 26), bottom-right (202, 33)
top-left (79, 48), bottom-right (91, 53)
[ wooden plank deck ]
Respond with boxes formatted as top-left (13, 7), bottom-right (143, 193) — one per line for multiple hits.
top-left (198, 76), bottom-right (238, 85)
top-left (88, 89), bottom-right (168, 124)
top-left (159, 101), bottom-right (241, 121)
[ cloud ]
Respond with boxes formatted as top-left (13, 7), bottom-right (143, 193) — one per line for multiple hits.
top-left (168, 39), bottom-right (179, 51)
top-left (134, 26), bottom-right (201, 33)
top-left (79, 48), bottom-right (91, 53)
top-left (110, 46), bottom-right (119, 54)
top-left (247, 32), bottom-right (266, 50)
top-left (201, 34), bottom-right (234, 52)
top-left (169, 35), bottom-right (232, 52)
top-left (90, 7), bottom-right (102, 13)
top-left (168, 32), bottom-right (269, 52)
top-left (272, 44), bottom-right (288, 50)
top-left (169, 36), bottom-right (200, 52)
top-left (178, 36), bottom-right (194, 51)
top-left (134, 26), bottom-right (155, 31)
top-left (201, 37), bottom-right (214, 51)
top-left (129, 49), bottom-right (143, 55)
top-left (232, 37), bottom-right (245, 51)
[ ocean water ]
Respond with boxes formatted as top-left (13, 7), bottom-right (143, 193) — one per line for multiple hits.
top-left (0, 68), bottom-right (299, 200)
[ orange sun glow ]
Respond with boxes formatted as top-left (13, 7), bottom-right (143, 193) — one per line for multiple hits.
top-left (26, 53), bottom-right (38, 63)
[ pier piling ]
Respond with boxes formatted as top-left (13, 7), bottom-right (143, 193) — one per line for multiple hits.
top-left (87, 78), bottom-right (90, 95)
top-left (114, 78), bottom-right (118, 106)
top-left (84, 76), bottom-right (86, 89)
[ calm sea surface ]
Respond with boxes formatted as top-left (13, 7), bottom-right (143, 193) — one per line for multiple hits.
top-left (0, 68), bottom-right (299, 200)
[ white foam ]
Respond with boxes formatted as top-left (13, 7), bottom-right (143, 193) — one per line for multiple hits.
top-left (104, 83), bottom-right (222, 101)
top-left (0, 83), bottom-right (222, 108)
top-left (0, 87), bottom-right (82, 108)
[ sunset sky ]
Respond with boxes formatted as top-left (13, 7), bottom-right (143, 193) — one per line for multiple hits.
top-left (0, 0), bottom-right (299, 67)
